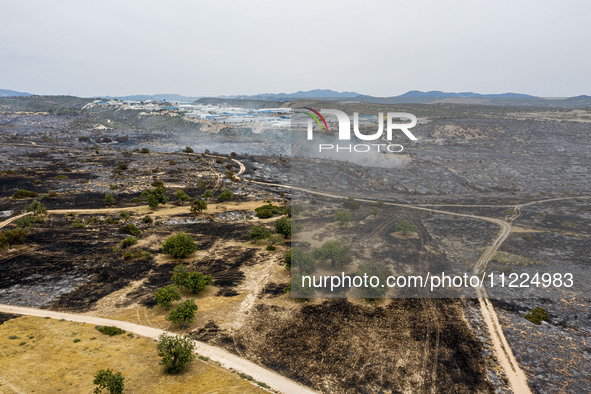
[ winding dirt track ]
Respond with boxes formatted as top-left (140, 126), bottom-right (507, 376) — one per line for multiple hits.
top-left (0, 304), bottom-right (315, 393)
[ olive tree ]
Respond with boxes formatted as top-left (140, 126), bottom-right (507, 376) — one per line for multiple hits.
top-left (93, 369), bottom-right (124, 394)
top-left (162, 233), bottom-right (197, 258)
top-left (157, 334), bottom-right (196, 373)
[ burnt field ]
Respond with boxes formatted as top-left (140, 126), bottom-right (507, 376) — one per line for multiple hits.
top-left (196, 298), bottom-right (493, 393)
top-left (1, 98), bottom-right (590, 393)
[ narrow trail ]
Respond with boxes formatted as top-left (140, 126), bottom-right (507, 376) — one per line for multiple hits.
top-left (0, 304), bottom-right (315, 394)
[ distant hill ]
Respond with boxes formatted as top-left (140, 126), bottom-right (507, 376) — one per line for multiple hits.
top-left (398, 90), bottom-right (534, 98)
top-left (223, 89), bottom-right (363, 100)
top-left (107, 94), bottom-right (201, 102)
top-left (0, 89), bottom-right (33, 97)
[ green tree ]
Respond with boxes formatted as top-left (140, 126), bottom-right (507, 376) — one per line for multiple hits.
top-left (154, 285), bottom-right (182, 308)
top-left (356, 261), bottom-right (391, 299)
top-left (26, 199), bottom-right (46, 215)
top-left (274, 217), bottom-right (291, 238)
top-left (218, 190), bottom-right (233, 202)
top-left (266, 234), bottom-right (283, 250)
top-left (249, 225), bottom-right (271, 243)
top-left (395, 219), bottom-right (416, 235)
top-left (157, 334), bottom-right (196, 374)
top-left (142, 186), bottom-right (168, 209)
top-left (291, 247), bottom-right (316, 274)
top-left (289, 274), bottom-right (315, 299)
top-left (202, 189), bottom-right (213, 200)
top-left (313, 240), bottom-right (352, 267)
top-left (171, 264), bottom-right (213, 294)
top-left (93, 369), bottom-right (124, 394)
top-left (166, 299), bottom-right (198, 328)
top-left (162, 233), bottom-right (197, 258)
top-left (190, 199), bottom-right (207, 214)
top-left (335, 209), bottom-right (352, 225)
top-left (104, 193), bottom-right (115, 206)
top-left (175, 190), bottom-right (189, 203)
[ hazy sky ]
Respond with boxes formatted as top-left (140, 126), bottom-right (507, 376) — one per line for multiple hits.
top-left (1, 0), bottom-right (590, 97)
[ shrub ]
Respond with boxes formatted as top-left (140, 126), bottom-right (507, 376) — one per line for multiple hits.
top-left (356, 261), bottom-right (391, 299)
top-left (525, 307), bottom-right (549, 325)
top-left (218, 190), bottom-right (233, 202)
top-left (0, 228), bottom-right (28, 249)
top-left (26, 199), bottom-right (46, 215)
top-left (140, 147), bottom-right (150, 154)
top-left (157, 334), bottom-right (196, 374)
top-left (104, 216), bottom-right (120, 225)
top-left (288, 274), bottom-right (315, 299)
top-left (183, 146), bottom-right (194, 153)
top-left (249, 225), bottom-right (271, 243)
top-left (95, 326), bottom-right (125, 336)
top-left (190, 199), bottom-right (207, 214)
top-left (119, 211), bottom-right (130, 220)
top-left (256, 209), bottom-right (273, 219)
top-left (119, 236), bottom-right (137, 248)
top-left (142, 186), bottom-right (167, 209)
top-left (344, 197), bottom-right (360, 210)
top-left (142, 215), bottom-right (153, 224)
top-left (72, 219), bottom-right (85, 228)
top-left (254, 204), bottom-right (286, 218)
top-left (285, 249), bottom-right (291, 268)
top-left (119, 223), bottom-right (140, 236)
top-left (395, 219), bottom-right (417, 235)
top-left (122, 248), bottom-right (151, 261)
top-left (171, 264), bottom-right (213, 294)
top-left (267, 234), bottom-right (283, 248)
top-left (202, 189), bottom-right (213, 199)
top-left (162, 233), bottom-right (197, 258)
top-left (313, 240), bottom-right (352, 267)
top-left (335, 209), bottom-right (352, 225)
top-left (12, 190), bottom-right (38, 199)
top-left (166, 299), bottom-right (198, 328)
top-left (175, 190), bottom-right (189, 202)
top-left (275, 217), bottom-right (292, 238)
top-left (93, 368), bottom-right (124, 394)
top-left (154, 285), bottom-right (182, 308)
top-left (117, 162), bottom-right (128, 171)
top-left (14, 215), bottom-right (44, 228)
top-left (104, 193), bottom-right (115, 206)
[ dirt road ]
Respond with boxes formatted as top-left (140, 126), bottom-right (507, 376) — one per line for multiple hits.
top-left (0, 304), bottom-right (315, 394)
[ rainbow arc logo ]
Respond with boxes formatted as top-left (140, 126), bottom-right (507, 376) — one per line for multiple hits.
top-left (302, 107), bottom-right (328, 132)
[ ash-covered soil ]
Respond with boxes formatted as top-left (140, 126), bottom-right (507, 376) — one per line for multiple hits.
top-left (194, 299), bottom-right (492, 393)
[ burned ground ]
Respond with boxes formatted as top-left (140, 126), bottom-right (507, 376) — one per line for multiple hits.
top-left (1, 99), bottom-right (590, 393)
top-left (196, 299), bottom-right (491, 393)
